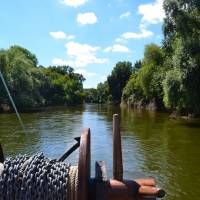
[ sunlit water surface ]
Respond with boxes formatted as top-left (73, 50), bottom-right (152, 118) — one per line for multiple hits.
top-left (0, 104), bottom-right (200, 200)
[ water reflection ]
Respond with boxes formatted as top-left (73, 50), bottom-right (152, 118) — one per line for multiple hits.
top-left (0, 104), bottom-right (200, 200)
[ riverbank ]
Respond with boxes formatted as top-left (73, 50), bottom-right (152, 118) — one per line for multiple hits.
top-left (0, 103), bottom-right (45, 113)
top-left (0, 103), bottom-right (85, 114)
top-left (1, 101), bottom-right (200, 120)
top-left (120, 101), bottom-right (200, 119)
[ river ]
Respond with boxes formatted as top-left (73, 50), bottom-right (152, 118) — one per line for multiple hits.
top-left (0, 104), bottom-right (200, 200)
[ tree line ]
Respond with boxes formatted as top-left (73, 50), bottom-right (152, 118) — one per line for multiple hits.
top-left (1, 0), bottom-right (199, 116)
top-left (85, 0), bottom-right (200, 116)
top-left (0, 46), bottom-right (85, 111)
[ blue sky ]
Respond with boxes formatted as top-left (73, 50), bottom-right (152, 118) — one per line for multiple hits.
top-left (0, 0), bottom-right (164, 88)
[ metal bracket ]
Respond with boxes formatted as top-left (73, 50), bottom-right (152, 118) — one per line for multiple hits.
top-left (58, 137), bottom-right (80, 162)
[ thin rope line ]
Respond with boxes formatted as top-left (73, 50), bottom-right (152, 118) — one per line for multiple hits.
top-left (0, 70), bottom-right (26, 134)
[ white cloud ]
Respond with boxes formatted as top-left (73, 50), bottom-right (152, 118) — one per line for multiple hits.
top-left (74, 69), bottom-right (97, 78)
top-left (104, 47), bottom-right (112, 53)
top-left (138, 0), bottom-right (165, 24)
top-left (120, 11), bottom-right (131, 19)
top-left (49, 31), bottom-right (75, 40)
top-left (52, 58), bottom-right (74, 66)
top-left (62, 0), bottom-right (88, 7)
top-left (65, 41), bottom-right (99, 56)
top-left (52, 60), bottom-right (97, 77)
top-left (77, 12), bottom-right (97, 25)
top-left (49, 31), bottom-right (66, 39)
top-left (115, 38), bottom-right (122, 43)
top-left (104, 44), bottom-right (129, 53)
top-left (115, 0), bottom-right (162, 42)
top-left (65, 41), bottom-right (108, 67)
top-left (122, 28), bottom-right (153, 39)
top-left (115, 37), bottom-right (126, 43)
top-left (67, 35), bottom-right (76, 40)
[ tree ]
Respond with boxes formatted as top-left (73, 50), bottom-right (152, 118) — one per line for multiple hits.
top-left (122, 45), bottom-right (166, 109)
top-left (0, 46), bottom-right (85, 111)
top-left (0, 50), bottom-right (9, 102)
top-left (84, 81), bottom-right (109, 103)
top-left (1, 46), bottom-right (44, 109)
top-left (8, 45), bottom-right (38, 66)
top-left (43, 66), bottom-right (85, 105)
top-left (163, 0), bottom-right (200, 114)
top-left (96, 81), bottom-right (109, 103)
top-left (133, 60), bottom-right (142, 72)
top-left (122, 73), bottom-right (143, 104)
top-left (107, 61), bottom-right (132, 103)
top-left (84, 88), bottom-right (98, 103)
top-left (163, 68), bottom-right (185, 110)
top-left (143, 44), bottom-right (164, 66)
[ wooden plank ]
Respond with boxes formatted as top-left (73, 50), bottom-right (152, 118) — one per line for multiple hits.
top-left (113, 114), bottom-right (123, 181)
top-left (78, 129), bottom-right (91, 200)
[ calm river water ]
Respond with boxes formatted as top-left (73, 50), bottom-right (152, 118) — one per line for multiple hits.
top-left (0, 104), bottom-right (200, 200)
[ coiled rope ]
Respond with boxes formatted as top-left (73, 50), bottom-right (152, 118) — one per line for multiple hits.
top-left (0, 153), bottom-right (78, 200)
top-left (67, 166), bottom-right (78, 200)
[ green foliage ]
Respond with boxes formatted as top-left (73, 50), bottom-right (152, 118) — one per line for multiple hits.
top-left (0, 46), bottom-right (44, 108)
top-left (139, 45), bottom-right (165, 103)
top-left (84, 88), bottom-right (98, 103)
top-left (0, 50), bottom-right (8, 102)
top-left (143, 44), bottom-right (164, 66)
top-left (122, 45), bottom-right (166, 109)
top-left (107, 61), bottom-right (132, 103)
top-left (96, 82), bottom-right (109, 103)
top-left (0, 46), bottom-right (85, 111)
top-left (162, 0), bottom-right (200, 113)
top-left (133, 60), bottom-right (142, 72)
top-left (122, 73), bottom-right (143, 103)
top-left (85, 61), bottom-right (132, 104)
top-left (163, 68), bottom-right (185, 110)
top-left (122, 1), bottom-right (200, 115)
top-left (43, 66), bottom-right (84, 105)
top-left (84, 81), bottom-right (109, 103)
top-left (8, 45), bottom-right (38, 66)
